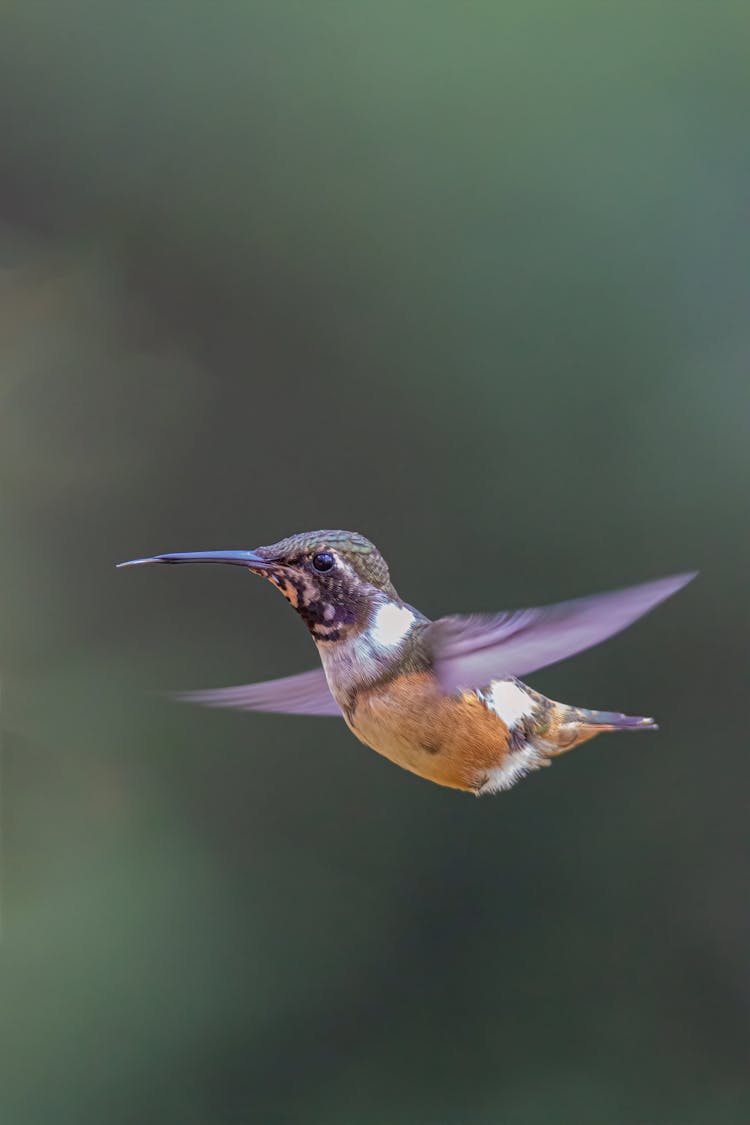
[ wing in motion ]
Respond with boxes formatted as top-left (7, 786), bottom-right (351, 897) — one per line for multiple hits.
top-left (427, 571), bottom-right (696, 694)
top-left (173, 667), bottom-right (342, 716)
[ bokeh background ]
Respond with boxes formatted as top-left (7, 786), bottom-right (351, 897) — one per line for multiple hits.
top-left (0, 4), bottom-right (748, 1123)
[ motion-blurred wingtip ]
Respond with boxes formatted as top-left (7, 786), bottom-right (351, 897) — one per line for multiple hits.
top-left (655, 570), bottom-right (698, 597)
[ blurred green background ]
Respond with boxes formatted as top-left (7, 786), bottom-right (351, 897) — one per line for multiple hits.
top-left (0, 3), bottom-right (748, 1123)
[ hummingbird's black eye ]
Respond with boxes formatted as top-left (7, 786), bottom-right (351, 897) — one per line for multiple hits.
top-left (312, 551), bottom-right (335, 572)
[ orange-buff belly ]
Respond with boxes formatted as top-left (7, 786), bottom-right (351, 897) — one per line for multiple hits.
top-left (346, 671), bottom-right (513, 792)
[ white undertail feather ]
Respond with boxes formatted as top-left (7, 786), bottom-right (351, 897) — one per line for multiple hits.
top-left (479, 743), bottom-right (548, 795)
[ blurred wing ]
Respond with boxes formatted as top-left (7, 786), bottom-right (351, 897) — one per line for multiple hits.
top-left (427, 572), bottom-right (696, 693)
top-left (172, 667), bottom-right (342, 716)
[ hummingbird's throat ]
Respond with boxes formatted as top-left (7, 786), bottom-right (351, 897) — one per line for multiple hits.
top-left (262, 569), bottom-right (359, 642)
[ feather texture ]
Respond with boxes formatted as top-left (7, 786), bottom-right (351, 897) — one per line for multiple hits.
top-left (173, 666), bottom-right (341, 716)
top-left (427, 571), bottom-right (697, 694)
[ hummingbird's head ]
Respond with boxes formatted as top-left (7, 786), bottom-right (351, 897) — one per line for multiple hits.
top-left (118, 529), bottom-right (398, 642)
top-left (244, 530), bottom-right (399, 641)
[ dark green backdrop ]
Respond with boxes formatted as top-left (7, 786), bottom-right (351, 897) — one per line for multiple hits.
top-left (0, 4), bottom-right (747, 1123)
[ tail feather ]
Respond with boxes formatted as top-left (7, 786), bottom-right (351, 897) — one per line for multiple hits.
top-left (546, 703), bottom-right (660, 754)
top-left (575, 708), bottom-right (658, 731)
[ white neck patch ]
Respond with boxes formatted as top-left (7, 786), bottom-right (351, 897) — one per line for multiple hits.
top-left (370, 601), bottom-right (416, 648)
top-left (317, 599), bottom-right (417, 701)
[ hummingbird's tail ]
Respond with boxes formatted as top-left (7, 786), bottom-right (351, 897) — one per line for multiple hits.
top-left (544, 703), bottom-right (658, 755)
top-left (573, 707), bottom-right (658, 731)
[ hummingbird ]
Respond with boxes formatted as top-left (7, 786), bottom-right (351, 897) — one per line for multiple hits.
top-left (118, 531), bottom-right (695, 796)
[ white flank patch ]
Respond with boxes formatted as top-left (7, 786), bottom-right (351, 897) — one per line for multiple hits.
top-left (371, 602), bottom-right (416, 648)
top-left (486, 679), bottom-right (535, 728)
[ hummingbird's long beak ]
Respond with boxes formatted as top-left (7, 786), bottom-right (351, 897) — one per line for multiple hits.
top-left (116, 549), bottom-right (273, 571)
